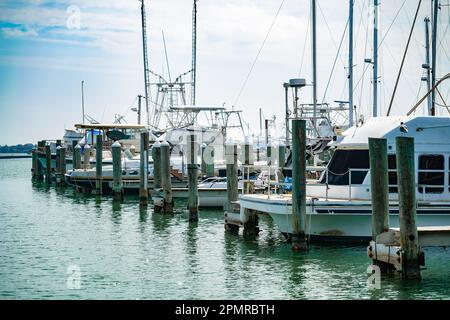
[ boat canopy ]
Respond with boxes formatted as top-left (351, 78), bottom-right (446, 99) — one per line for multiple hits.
top-left (74, 124), bottom-right (147, 130)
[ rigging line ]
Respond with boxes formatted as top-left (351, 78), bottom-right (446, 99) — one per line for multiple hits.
top-left (161, 30), bottom-right (172, 83)
top-left (233, 0), bottom-right (286, 106)
top-left (298, 13), bottom-right (311, 77)
top-left (317, 1), bottom-right (347, 67)
top-left (321, 18), bottom-right (349, 103)
top-left (386, 0), bottom-right (422, 116)
top-left (402, 0), bottom-right (425, 62)
top-left (353, 0), bottom-right (408, 92)
top-left (358, 0), bottom-right (371, 114)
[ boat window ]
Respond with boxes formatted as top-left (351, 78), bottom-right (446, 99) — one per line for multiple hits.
top-left (418, 155), bottom-right (444, 194)
top-left (320, 149), bottom-right (369, 185)
top-left (388, 155), bottom-right (397, 193)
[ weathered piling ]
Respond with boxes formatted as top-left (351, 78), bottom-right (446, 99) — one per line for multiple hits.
top-left (57, 146), bottom-right (66, 185)
top-left (224, 140), bottom-right (239, 232)
top-left (396, 136), bottom-right (421, 279)
top-left (256, 147), bottom-right (260, 162)
top-left (94, 135), bottom-right (103, 195)
top-left (200, 143), bottom-right (207, 176)
top-left (45, 144), bottom-right (52, 183)
top-left (226, 141), bottom-right (238, 212)
top-left (206, 146), bottom-right (215, 177)
top-left (72, 140), bottom-right (78, 166)
top-left (112, 141), bottom-right (123, 202)
top-left (31, 147), bottom-right (38, 179)
top-left (34, 142), bottom-right (44, 180)
top-left (56, 146), bottom-right (61, 178)
top-left (83, 144), bottom-right (91, 170)
top-left (160, 140), bottom-right (173, 214)
top-left (187, 134), bottom-right (199, 221)
top-left (139, 131), bottom-right (149, 206)
top-left (242, 137), bottom-right (258, 236)
top-left (74, 144), bottom-right (82, 169)
top-left (152, 140), bottom-right (161, 190)
top-left (369, 138), bottom-right (390, 240)
top-left (56, 139), bottom-right (61, 147)
top-left (291, 119), bottom-right (308, 251)
top-left (267, 143), bottom-right (272, 166)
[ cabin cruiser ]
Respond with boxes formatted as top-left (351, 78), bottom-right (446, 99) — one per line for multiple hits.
top-left (239, 116), bottom-right (450, 241)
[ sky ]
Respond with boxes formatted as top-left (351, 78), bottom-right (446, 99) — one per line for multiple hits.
top-left (0, 0), bottom-right (449, 145)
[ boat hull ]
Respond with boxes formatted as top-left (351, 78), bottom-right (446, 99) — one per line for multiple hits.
top-left (239, 195), bottom-right (450, 242)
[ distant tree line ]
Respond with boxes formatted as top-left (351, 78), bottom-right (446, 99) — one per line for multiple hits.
top-left (0, 143), bottom-right (34, 153)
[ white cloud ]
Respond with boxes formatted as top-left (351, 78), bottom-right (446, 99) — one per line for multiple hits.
top-left (1, 27), bottom-right (38, 38)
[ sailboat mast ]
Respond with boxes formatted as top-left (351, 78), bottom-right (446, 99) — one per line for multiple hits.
top-left (372, 0), bottom-right (379, 117)
top-left (431, 0), bottom-right (438, 116)
top-left (311, 0), bottom-right (318, 129)
top-left (140, 0), bottom-right (150, 127)
top-left (191, 0), bottom-right (197, 106)
top-left (348, 0), bottom-right (354, 127)
top-left (424, 17), bottom-right (432, 114)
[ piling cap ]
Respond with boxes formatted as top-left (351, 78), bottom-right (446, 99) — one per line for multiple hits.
top-left (160, 140), bottom-right (169, 147)
top-left (278, 139), bottom-right (286, 147)
top-left (112, 141), bottom-right (121, 148)
top-left (75, 144), bottom-right (82, 149)
top-left (84, 144), bottom-right (91, 149)
top-left (201, 143), bottom-right (207, 149)
top-left (244, 136), bottom-right (253, 145)
top-left (152, 140), bottom-right (161, 148)
top-left (56, 146), bottom-right (61, 150)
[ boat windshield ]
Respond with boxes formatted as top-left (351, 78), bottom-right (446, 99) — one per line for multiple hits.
top-left (320, 149), bottom-right (369, 185)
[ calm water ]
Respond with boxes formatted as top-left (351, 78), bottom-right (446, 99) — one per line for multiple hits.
top-left (0, 159), bottom-right (449, 300)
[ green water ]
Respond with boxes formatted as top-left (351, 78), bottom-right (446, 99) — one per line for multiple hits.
top-left (0, 159), bottom-right (449, 300)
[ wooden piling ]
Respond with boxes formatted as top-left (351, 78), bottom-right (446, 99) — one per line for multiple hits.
top-left (139, 131), bottom-right (149, 206)
top-left (83, 144), bottom-right (91, 170)
top-left (243, 138), bottom-right (258, 235)
top-left (72, 140), bottom-right (77, 167)
top-left (187, 134), bottom-right (199, 221)
top-left (369, 138), bottom-right (390, 240)
top-left (58, 146), bottom-right (66, 185)
top-left (396, 136), bottom-right (421, 280)
top-left (226, 141), bottom-right (238, 212)
top-left (206, 146), bottom-right (215, 177)
top-left (267, 143), bottom-right (272, 166)
top-left (200, 143), bottom-right (207, 176)
top-left (160, 140), bottom-right (173, 214)
top-left (112, 141), bottom-right (123, 202)
top-left (291, 119), bottom-right (308, 251)
top-left (152, 141), bottom-right (162, 190)
top-left (74, 144), bottom-right (82, 170)
top-left (35, 142), bottom-right (44, 180)
top-left (95, 135), bottom-right (103, 195)
top-left (31, 147), bottom-right (38, 179)
top-left (45, 144), bottom-right (52, 183)
top-left (56, 146), bottom-right (61, 179)
top-left (56, 139), bottom-right (61, 147)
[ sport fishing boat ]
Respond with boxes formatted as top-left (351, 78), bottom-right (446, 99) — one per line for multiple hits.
top-left (239, 116), bottom-right (450, 241)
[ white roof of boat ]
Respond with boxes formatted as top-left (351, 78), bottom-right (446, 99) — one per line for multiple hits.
top-left (74, 124), bottom-right (146, 129)
top-left (336, 116), bottom-right (450, 148)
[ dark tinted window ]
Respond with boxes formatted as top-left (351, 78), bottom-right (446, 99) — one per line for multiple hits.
top-left (418, 155), bottom-right (444, 193)
top-left (321, 149), bottom-right (369, 185)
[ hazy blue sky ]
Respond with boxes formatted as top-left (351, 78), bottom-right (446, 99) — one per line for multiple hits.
top-left (0, 0), bottom-right (449, 144)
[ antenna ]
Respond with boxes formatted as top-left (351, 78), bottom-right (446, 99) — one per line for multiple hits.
top-left (191, 0), bottom-right (198, 106)
top-left (140, 0), bottom-right (150, 126)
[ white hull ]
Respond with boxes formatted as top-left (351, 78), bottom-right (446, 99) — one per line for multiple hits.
top-left (239, 194), bottom-right (450, 241)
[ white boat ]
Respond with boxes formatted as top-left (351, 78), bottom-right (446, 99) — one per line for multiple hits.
top-left (172, 177), bottom-right (266, 208)
top-left (239, 116), bottom-right (450, 242)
